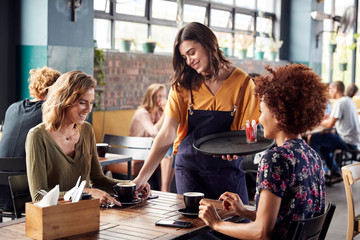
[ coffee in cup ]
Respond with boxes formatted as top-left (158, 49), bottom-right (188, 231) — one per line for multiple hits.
top-left (112, 182), bottom-right (136, 202)
top-left (96, 143), bottom-right (109, 158)
top-left (183, 192), bottom-right (204, 213)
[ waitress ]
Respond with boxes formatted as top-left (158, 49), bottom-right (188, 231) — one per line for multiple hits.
top-left (133, 22), bottom-right (260, 202)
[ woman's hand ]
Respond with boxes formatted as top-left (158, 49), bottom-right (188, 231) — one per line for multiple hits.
top-left (221, 155), bottom-right (238, 161)
top-left (84, 188), bottom-right (121, 207)
top-left (199, 199), bottom-right (221, 228)
top-left (219, 191), bottom-right (245, 216)
top-left (159, 98), bottom-right (167, 111)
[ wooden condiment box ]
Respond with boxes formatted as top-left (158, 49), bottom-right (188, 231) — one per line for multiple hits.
top-left (25, 198), bottom-right (100, 240)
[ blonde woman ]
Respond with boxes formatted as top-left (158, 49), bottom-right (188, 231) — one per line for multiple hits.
top-left (107, 83), bottom-right (174, 192)
top-left (26, 71), bottom-right (150, 206)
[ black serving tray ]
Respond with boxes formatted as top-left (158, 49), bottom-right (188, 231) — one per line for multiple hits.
top-left (193, 130), bottom-right (275, 156)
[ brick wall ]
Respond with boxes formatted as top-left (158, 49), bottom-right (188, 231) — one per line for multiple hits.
top-left (99, 51), bottom-right (289, 111)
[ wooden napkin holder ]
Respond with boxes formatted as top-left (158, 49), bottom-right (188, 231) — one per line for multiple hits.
top-left (25, 198), bottom-right (100, 240)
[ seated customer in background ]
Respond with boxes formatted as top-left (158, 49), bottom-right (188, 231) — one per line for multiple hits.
top-left (26, 71), bottom-right (150, 206)
top-left (0, 66), bottom-right (60, 213)
top-left (0, 66), bottom-right (61, 157)
top-left (310, 81), bottom-right (360, 179)
top-left (199, 64), bottom-right (327, 239)
top-left (345, 83), bottom-right (358, 98)
top-left (106, 83), bottom-right (174, 192)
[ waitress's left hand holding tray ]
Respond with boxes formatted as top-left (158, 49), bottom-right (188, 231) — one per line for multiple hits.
top-left (221, 154), bottom-right (239, 161)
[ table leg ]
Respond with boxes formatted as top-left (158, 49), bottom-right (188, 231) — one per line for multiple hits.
top-left (127, 160), bottom-right (132, 180)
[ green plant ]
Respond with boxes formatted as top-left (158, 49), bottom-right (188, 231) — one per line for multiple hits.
top-left (94, 46), bottom-right (105, 86)
top-left (93, 42), bottom-right (106, 110)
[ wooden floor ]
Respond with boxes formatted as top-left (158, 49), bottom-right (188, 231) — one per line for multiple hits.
top-left (326, 179), bottom-right (360, 239)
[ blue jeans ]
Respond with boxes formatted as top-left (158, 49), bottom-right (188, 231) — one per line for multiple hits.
top-left (310, 133), bottom-right (353, 172)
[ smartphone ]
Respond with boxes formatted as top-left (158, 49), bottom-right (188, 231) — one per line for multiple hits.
top-left (147, 194), bottom-right (159, 200)
top-left (155, 219), bottom-right (193, 228)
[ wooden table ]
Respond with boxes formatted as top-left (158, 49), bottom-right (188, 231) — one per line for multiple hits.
top-left (0, 191), bottom-right (248, 240)
top-left (98, 153), bottom-right (132, 179)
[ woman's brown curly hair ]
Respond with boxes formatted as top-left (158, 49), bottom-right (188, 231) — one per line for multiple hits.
top-left (28, 67), bottom-right (61, 99)
top-left (254, 64), bottom-right (329, 135)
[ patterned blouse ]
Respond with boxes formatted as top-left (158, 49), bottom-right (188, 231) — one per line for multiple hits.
top-left (254, 138), bottom-right (326, 239)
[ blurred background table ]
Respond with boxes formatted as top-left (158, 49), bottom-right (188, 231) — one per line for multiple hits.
top-left (98, 153), bottom-right (132, 179)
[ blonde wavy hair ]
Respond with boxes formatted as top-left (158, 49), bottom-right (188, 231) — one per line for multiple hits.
top-left (28, 67), bottom-right (61, 99)
top-left (42, 71), bottom-right (96, 131)
top-left (140, 83), bottom-right (166, 114)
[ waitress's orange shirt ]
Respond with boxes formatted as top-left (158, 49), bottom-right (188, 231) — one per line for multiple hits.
top-left (165, 68), bottom-right (260, 153)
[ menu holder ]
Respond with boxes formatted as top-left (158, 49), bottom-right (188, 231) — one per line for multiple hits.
top-left (26, 198), bottom-right (100, 240)
top-left (193, 130), bottom-right (275, 156)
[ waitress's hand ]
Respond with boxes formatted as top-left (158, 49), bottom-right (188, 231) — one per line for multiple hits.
top-left (84, 188), bottom-right (121, 207)
top-left (221, 154), bottom-right (238, 161)
top-left (199, 199), bottom-right (221, 228)
top-left (132, 178), bottom-right (151, 200)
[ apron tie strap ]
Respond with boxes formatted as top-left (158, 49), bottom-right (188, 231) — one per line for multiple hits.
top-left (231, 75), bottom-right (251, 116)
top-left (187, 88), bottom-right (194, 115)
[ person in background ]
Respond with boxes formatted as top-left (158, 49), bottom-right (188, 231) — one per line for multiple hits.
top-left (199, 64), bottom-right (327, 239)
top-left (26, 71), bottom-right (150, 206)
top-left (345, 83), bottom-right (358, 98)
top-left (106, 83), bottom-right (174, 192)
top-left (0, 66), bottom-right (60, 213)
top-left (310, 81), bottom-right (360, 180)
top-left (133, 22), bottom-right (260, 203)
top-left (0, 66), bottom-right (61, 157)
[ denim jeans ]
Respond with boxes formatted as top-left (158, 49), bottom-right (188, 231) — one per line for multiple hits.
top-left (310, 133), bottom-right (353, 172)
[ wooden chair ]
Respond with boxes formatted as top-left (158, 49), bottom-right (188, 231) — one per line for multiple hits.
top-left (341, 162), bottom-right (360, 240)
top-left (103, 134), bottom-right (153, 180)
top-left (286, 202), bottom-right (336, 240)
top-left (8, 174), bottom-right (31, 218)
top-left (0, 157), bottom-right (26, 222)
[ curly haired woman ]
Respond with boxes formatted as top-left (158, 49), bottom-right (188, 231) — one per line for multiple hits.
top-left (199, 64), bottom-right (328, 240)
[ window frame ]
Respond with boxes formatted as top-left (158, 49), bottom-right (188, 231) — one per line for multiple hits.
top-left (94, 0), bottom-right (276, 55)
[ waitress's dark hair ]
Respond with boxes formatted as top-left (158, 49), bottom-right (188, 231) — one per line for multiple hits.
top-left (169, 22), bottom-right (230, 91)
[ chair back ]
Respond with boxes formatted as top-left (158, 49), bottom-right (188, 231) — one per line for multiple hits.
top-left (103, 134), bottom-right (153, 161)
top-left (286, 202), bottom-right (336, 240)
top-left (342, 162), bottom-right (360, 240)
top-left (0, 157), bottom-right (26, 221)
top-left (8, 174), bottom-right (31, 218)
top-left (0, 157), bottom-right (26, 184)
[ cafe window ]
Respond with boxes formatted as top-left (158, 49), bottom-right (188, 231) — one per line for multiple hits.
top-left (210, 9), bottom-right (232, 28)
top-left (256, 17), bottom-right (273, 35)
top-left (94, 18), bottom-right (111, 49)
top-left (151, 25), bottom-right (178, 52)
top-left (116, 0), bottom-right (146, 16)
top-left (212, 0), bottom-right (234, 5)
top-left (114, 21), bottom-right (148, 51)
top-left (152, 0), bottom-right (177, 20)
top-left (236, 0), bottom-right (255, 9)
top-left (184, 4), bottom-right (206, 24)
top-left (257, 0), bottom-right (275, 13)
top-left (94, 0), bottom-right (277, 55)
top-left (235, 13), bottom-right (254, 31)
top-left (94, 0), bottom-right (110, 13)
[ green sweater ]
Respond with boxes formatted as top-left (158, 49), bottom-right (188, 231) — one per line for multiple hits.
top-left (26, 122), bottom-right (125, 201)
